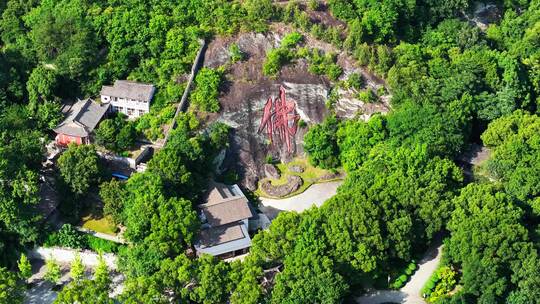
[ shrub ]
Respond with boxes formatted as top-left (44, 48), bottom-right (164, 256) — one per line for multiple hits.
top-left (326, 64), bottom-right (343, 81)
top-left (190, 68), bottom-right (223, 112)
top-left (304, 115), bottom-right (341, 169)
top-left (358, 89), bottom-right (378, 103)
top-left (45, 224), bottom-right (87, 249)
top-left (346, 73), bottom-right (364, 90)
top-left (391, 275), bottom-right (408, 289)
top-left (96, 114), bottom-right (137, 153)
top-left (86, 235), bottom-right (120, 253)
top-left (281, 32), bottom-right (303, 49)
top-left (229, 43), bottom-right (245, 63)
top-left (308, 0), bottom-right (320, 10)
top-left (136, 105), bottom-right (176, 140)
top-left (263, 48), bottom-right (293, 77)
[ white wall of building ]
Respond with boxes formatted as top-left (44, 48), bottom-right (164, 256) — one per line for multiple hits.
top-left (101, 95), bottom-right (150, 118)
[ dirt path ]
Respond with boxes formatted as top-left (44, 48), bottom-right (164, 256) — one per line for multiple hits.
top-left (259, 181), bottom-right (342, 219)
top-left (356, 243), bottom-right (443, 304)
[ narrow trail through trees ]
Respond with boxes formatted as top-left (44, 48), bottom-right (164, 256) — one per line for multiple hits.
top-left (356, 243), bottom-right (443, 304)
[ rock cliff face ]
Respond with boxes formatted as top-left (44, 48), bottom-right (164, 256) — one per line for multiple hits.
top-left (203, 27), bottom-right (389, 190)
top-left (204, 31), bottom-right (333, 190)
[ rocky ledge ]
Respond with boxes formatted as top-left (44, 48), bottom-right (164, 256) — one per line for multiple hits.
top-left (261, 175), bottom-right (303, 198)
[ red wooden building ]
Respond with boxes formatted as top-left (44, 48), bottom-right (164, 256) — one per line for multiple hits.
top-left (54, 98), bottom-right (109, 146)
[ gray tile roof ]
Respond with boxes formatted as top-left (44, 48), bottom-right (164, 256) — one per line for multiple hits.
top-left (54, 99), bottom-right (110, 137)
top-left (200, 182), bottom-right (253, 227)
top-left (197, 222), bottom-right (247, 248)
top-left (100, 80), bottom-right (155, 102)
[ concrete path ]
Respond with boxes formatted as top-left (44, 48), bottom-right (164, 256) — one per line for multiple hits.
top-left (259, 181), bottom-right (342, 219)
top-left (356, 243), bottom-right (443, 304)
top-left (76, 226), bottom-right (127, 244)
top-left (28, 247), bottom-right (118, 269)
top-left (24, 259), bottom-right (125, 304)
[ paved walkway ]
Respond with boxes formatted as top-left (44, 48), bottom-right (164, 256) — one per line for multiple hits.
top-left (356, 243), bottom-right (443, 304)
top-left (76, 227), bottom-right (127, 244)
top-left (259, 181), bottom-right (342, 219)
top-left (28, 247), bottom-right (117, 269)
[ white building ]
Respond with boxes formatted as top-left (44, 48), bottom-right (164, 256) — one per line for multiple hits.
top-left (100, 80), bottom-right (155, 118)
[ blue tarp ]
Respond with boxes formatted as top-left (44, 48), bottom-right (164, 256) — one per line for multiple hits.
top-left (112, 173), bottom-right (129, 180)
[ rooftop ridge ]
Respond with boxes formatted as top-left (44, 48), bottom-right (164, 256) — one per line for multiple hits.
top-left (72, 99), bottom-right (92, 124)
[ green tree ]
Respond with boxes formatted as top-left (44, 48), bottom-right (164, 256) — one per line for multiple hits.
top-left (24, 0), bottom-right (98, 79)
top-left (229, 261), bottom-right (263, 304)
top-left (190, 68), bottom-right (222, 113)
top-left (99, 179), bottom-right (126, 225)
top-left (26, 65), bottom-right (59, 111)
top-left (94, 254), bottom-right (110, 289)
top-left (190, 255), bottom-right (231, 304)
top-left (95, 120), bottom-right (117, 151)
top-left (17, 253), bottom-right (32, 282)
top-left (249, 211), bottom-right (301, 265)
top-left (270, 212), bottom-right (348, 303)
top-left (44, 257), bottom-right (61, 284)
top-left (0, 267), bottom-right (24, 304)
top-left (243, 0), bottom-right (274, 32)
top-left (70, 253), bottom-right (84, 282)
top-left (337, 114), bottom-right (387, 171)
top-left (0, 105), bottom-right (43, 260)
top-left (263, 48), bottom-right (293, 77)
top-left (447, 184), bottom-right (534, 302)
top-left (55, 224), bottom-right (87, 249)
top-left (481, 110), bottom-right (540, 202)
top-left (35, 101), bottom-right (63, 130)
top-left (58, 144), bottom-right (100, 195)
top-left (54, 279), bottom-right (113, 304)
top-left (304, 115), bottom-right (340, 169)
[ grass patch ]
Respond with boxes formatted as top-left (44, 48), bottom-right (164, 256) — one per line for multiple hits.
top-left (257, 158), bottom-right (343, 199)
top-left (81, 215), bottom-right (117, 235)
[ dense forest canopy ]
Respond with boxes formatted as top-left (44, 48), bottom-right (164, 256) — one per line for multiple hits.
top-left (0, 0), bottom-right (539, 303)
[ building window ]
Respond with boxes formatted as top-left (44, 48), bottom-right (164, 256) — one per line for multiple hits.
top-left (138, 109), bottom-right (145, 116)
top-left (127, 108), bottom-right (134, 116)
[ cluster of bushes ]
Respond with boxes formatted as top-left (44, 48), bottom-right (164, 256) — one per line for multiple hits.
top-left (190, 67), bottom-right (224, 113)
top-left (135, 105), bottom-right (176, 140)
top-left (263, 31), bottom-right (344, 81)
top-left (228, 43), bottom-right (245, 63)
top-left (343, 73), bottom-right (364, 90)
top-left (95, 114), bottom-right (138, 153)
top-left (297, 48), bottom-right (343, 81)
top-left (391, 261), bottom-right (417, 289)
top-left (357, 89), bottom-right (378, 103)
top-left (263, 32), bottom-right (304, 77)
top-left (280, 2), bottom-right (344, 47)
top-left (44, 224), bottom-right (121, 253)
top-left (278, 1), bottom-right (395, 78)
top-left (422, 266), bottom-right (457, 301)
top-left (352, 43), bottom-right (393, 78)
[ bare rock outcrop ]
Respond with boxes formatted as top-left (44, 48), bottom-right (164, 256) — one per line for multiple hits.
top-left (264, 164), bottom-right (280, 179)
top-left (289, 165), bottom-right (305, 173)
top-left (261, 175), bottom-right (303, 198)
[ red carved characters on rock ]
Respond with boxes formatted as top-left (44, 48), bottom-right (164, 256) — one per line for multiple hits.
top-left (258, 86), bottom-right (300, 153)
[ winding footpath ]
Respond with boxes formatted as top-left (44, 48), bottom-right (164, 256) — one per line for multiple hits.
top-left (356, 243), bottom-right (443, 304)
